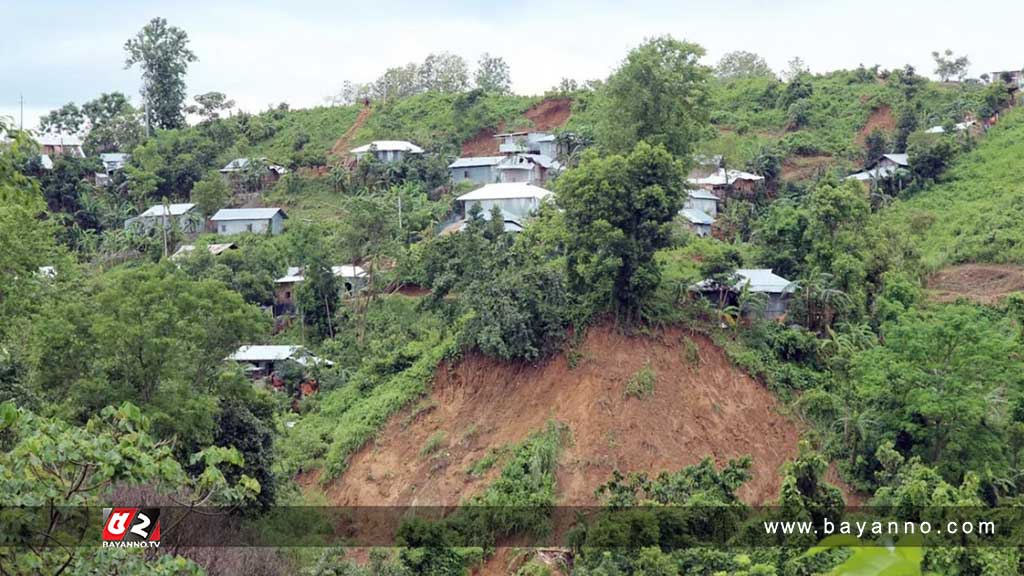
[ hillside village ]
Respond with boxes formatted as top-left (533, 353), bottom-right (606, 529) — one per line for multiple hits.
top-left (5, 11), bottom-right (1024, 576)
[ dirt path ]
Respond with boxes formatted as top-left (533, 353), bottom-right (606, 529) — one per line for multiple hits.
top-left (330, 106), bottom-right (372, 158)
top-left (315, 324), bottom-right (854, 507)
top-left (927, 263), bottom-right (1024, 304)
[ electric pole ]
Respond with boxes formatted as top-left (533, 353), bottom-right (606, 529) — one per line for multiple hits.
top-left (19, 93), bottom-right (24, 130)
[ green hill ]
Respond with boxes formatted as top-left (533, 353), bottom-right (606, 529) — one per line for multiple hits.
top-left (885, 107), bottom-right (1024, 269)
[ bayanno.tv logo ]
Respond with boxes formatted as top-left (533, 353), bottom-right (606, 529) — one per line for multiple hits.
top-left (101, 508), bottom-right (161, 548)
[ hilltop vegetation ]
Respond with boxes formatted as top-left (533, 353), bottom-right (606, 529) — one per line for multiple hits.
top-left (886, 107), bottom-right (1024, 269)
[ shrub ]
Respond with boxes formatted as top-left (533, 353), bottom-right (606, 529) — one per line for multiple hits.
top-left (420, 431), bottom-right (447, 457)
top-left (624, 361), bottom-right (656, 399)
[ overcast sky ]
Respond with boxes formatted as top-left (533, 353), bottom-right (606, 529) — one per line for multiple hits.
top-left (2, 0), bottom-right (1021, 129)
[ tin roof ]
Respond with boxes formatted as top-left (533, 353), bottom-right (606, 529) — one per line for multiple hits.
top-left (448, 156), bottom-right (504, 168)
top-left (274, 265), bottom-right (368, 284)
top-left (350, 140), bottom-right (423, 154)
top-left (687, 189), bottom-right (720, 201)
top-left (34, 132), bottom-right (83, 147)
top-left (457, 182), bottom-right (552, 202)
top-left (687, 168), bottom-right (764, 187)
top-left (137, 203), bottom-right (196, 218)
top-left (211, 208), bottom-right (287, 221)
top-left (680, 208), bottom-right (715, 225)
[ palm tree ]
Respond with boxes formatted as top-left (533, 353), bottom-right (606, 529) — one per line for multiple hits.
top-left (833, 402), bottom-right (880, 471)
top-left (798, 270), bottom-right (850, 334)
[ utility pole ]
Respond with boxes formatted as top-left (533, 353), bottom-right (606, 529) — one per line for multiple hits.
top-left (19, 93), bottom-right (24, 130)
top-left (397, 196), bottom-right (403, 231)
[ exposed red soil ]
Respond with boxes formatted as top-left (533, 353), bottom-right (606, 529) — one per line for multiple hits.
top-left (781, 154), bottom-right (835, 181)
top-left (461, 127), bottom-right (500, 156)
top-left (856, 105), bottom-right (896, 145)
top-left (927, 264), bottom-right (1024, 304)
top-left (460, 98), bottom-right (573, 157)
top-left (314, 324), bottom-right (855, 508)
top-left (330, 106), bottom-right (373, 158)
top-left (523, 98), bottom-right (572, 131)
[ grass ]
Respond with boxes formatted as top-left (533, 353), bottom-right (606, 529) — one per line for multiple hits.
top-left (624, 360), bottom-right (656, 399)
top-left (420, 430), bottom-right (448, 457)
top-left (465, 446), bottom-right (507, 477)
top-left (883, 107), bottom-right (1024, 270)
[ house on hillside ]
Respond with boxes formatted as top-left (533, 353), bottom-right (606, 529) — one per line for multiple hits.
top-left (273, 265), bottom-right (368, 317)
top-left (350, 140), bottom-right (423, 163)
top-left (495, 131), bottom-right (559, 157)
top-left (211, 208), bottom-right (287, 235)
top-left (987, 70), bottom-right (1024, 89)
top-left (449, 131), bottom-right (562, 186)
top-left (100, 152), bottom-right (130, 172)
top-left (456, 182), bottom-right (552, 224)
top-left (34, 133), bottom-right (84, 158)
top-left (449, 156), bottom-right (503, 185)
top-left (692, 268), bottom-right (797, 320)
top-left (219, 157), bottom-right (288, 191)
top-left (685, 189), bottom-right (720, 218)
top-left (925, 121), bottom-right (975, 134)
top-left (680, 208), bottom-right (714, 237)
top-left (124, 203), bottom-right (201, 235)
top-left (226, 345), bottom-right (331, 394)
top-left (846, 153), bottom-right (910, 182)
top-left (687, 168), bottom-right (764, 198)
top-left (170, 242), bottom-right (238, 261)
top-left (95, 152), bottom-right (131, 187)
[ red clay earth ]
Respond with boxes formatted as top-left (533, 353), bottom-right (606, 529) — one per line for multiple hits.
top-left (460, 98), bottom-right (573, 156)
top-left (927, 263), bottom-right (1024, 304)
top-left (314, 323), bottom-right (855, 508)
top-left (855, 104), bottom-right (896, 145)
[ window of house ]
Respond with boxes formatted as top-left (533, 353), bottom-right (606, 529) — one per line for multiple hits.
top-left (464, 170), bottom-right (470, 178)
top-left (246, 223), bottom-right (253, 232)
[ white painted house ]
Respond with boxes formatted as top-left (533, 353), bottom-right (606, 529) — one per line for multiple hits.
top-left (124, 203), bottom-right (201, 235)
top-left (456, 182), bottom-right (552, 224)
top-left (350, 140), bottom-right (423, 163)
top-left (210, 208), bottom-right (287, 236)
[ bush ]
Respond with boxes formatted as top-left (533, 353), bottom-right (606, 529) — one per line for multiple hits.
top-left (624, 361), bottom-right (656, 399)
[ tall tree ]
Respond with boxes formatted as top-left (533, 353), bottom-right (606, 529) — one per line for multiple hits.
top-left (474, 53), bottom-right (512, 94)
top-left (931, 49), bottom-right (970, 82)
top-left (557, 141), bottom-right (684, 322)
top-left (417, 52), bottom-right (469, 93)
top-left (124, 17), bottom-right (198, 130)
top-left (714, 50), bottom-right (775, 80)
top-left (186, 91), bottom-right (235, 122)
top-left (596, 36), bottom-right (712, 157)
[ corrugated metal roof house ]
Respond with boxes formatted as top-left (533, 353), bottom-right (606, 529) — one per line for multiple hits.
top-left (124, 203), bottom-right (200, 234)
top-left (211, 208), bottom-right (287, 236)
top-left (350, 140), bottom-right (424, 163)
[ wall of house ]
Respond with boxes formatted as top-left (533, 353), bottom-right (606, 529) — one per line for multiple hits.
top-left (463, 198), bottom-right (541, 222)
top-left (689, 222), bottom-right (712, 237)
top-left (685, 197), bottom-right (718, 217)
top-left (125, 214), bottom-right (199, 235)
top-left (450, 165), bottom-right (497, 185)
top-left (215, 215), bottom-right (284, 236)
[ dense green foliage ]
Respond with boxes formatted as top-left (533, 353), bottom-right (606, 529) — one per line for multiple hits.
top-left (7, 23), bottom-right (1024, 574)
